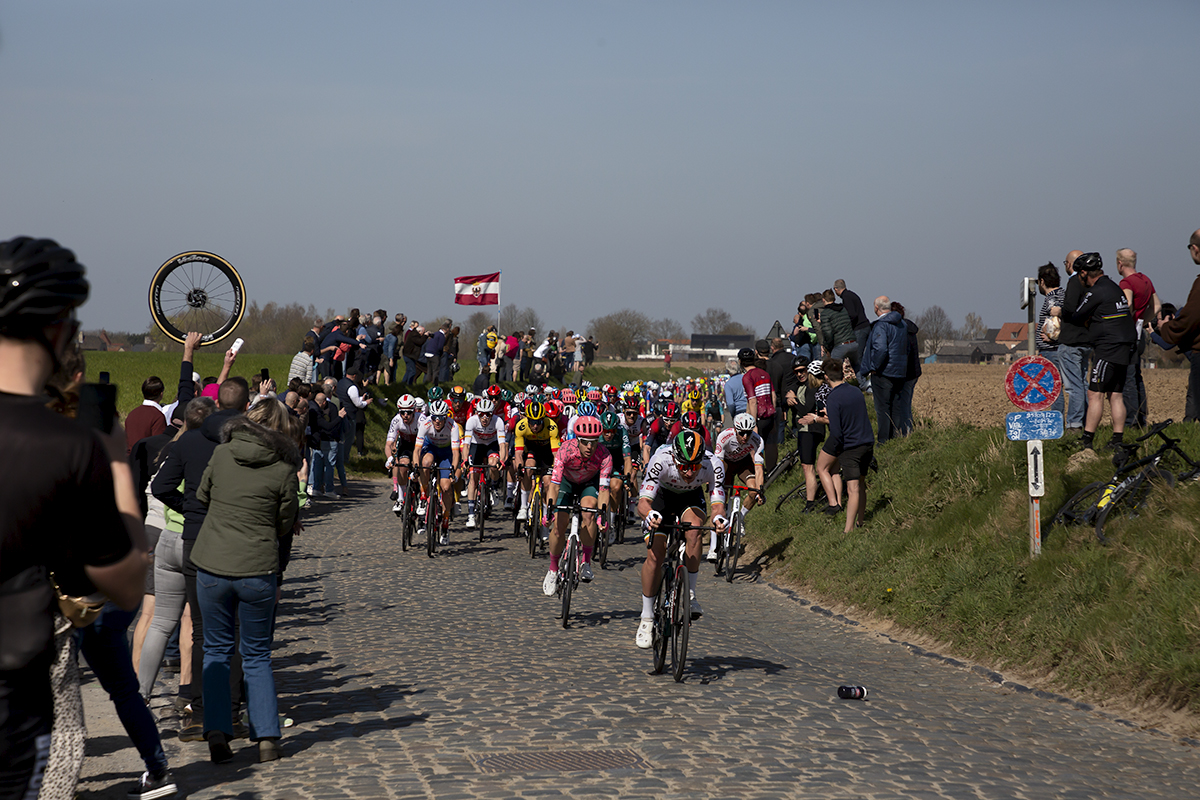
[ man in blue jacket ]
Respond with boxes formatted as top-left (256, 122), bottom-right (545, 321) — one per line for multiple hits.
top-left (857, 295), bottom-right (908, 445)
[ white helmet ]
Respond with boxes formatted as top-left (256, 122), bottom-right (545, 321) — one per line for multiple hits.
top-left (397, 393), bottom-right (417, 410)
top-left (414, 396), bottom-right (426, 411)
top-left (475, 398), bottom-right (495, 414)
top-left (734, 412), bottom-right (756, 432)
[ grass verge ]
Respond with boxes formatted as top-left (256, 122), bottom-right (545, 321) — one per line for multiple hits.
top-left (755, 419), bottom-right (1200, 734)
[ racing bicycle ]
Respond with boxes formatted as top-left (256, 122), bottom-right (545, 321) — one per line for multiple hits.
top-left (715, 485), bottom-right (760, 582)
top-left (553, 502), bottom-right (603, 629)
top-left (647, 519), bottom-right (716, 682)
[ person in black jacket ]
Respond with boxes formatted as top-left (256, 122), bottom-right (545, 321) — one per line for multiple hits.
top-left (1056, 252), bottom-right (1136, 451)
top-left (890, 301), bottom-right (922, 437)
top-left (308, 389), bottom-right (344, 497)
top-left (1054, 250), bottom-right (1092, 431)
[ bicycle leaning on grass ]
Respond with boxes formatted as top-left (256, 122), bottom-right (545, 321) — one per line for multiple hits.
top-left (1052, 419), bottom-right (1200, 543)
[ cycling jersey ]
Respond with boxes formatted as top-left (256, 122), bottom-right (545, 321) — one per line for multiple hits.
top-left (742, 367), bottom-right (775, 419)
top-left (1066, 275), bottom-right (1138, 364)
top-left (599, 427), bottom-right (631, 462)
top-left (462, 414), bottom-right (507, 448)
top-left (512, 417), bottom-right (561, 455)
top-left (639, 448), bottom-right (725, 506)
top-left (417, 418), bottom-right (460, 450)
top-left (713, 427), bottom-right (765, 466)
top-left (621, 414), bottom-right (646, 450)
top-left (386, 413), bottom-right (420, 444)
top-left (550, 439), bottom-right (613, 487)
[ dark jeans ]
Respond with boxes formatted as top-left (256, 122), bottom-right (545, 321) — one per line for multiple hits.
top-left (853, 326), bottom-right (870, 372)
top-left (401, 355), bottom-right (420, 384)
top-left (1187, 352), bottom-right (1199, 423)
top-left (79, 603), bottom-right (168, 776)
top-left (0, 666), bottom-right (51, 800)
top-left (872, 374), bottom-right (904, 444)
top-left (182, 538), bottom-right (243, 712)
top-left (896, 376), bottom-right (919, 436)
top-left (757, 415), bottom-right (778, 474)
top-left (426, 354), bottom-right (441, 387)
top-left (520, 355), bottom-right (532, 383)
top-left (1121, 334), bottom-right (1148, 427)
top-left (196, 571), bottom-right (280, 741)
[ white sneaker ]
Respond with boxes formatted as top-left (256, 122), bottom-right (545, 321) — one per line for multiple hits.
top-left (542, 570), bottom-right (558, 596)
top-left (580, 562), bottom-right (595, 583)
top-left (306, 485), bottom-right (315, 497)
top-left (705, 550), bottom-right (718, 562)
top-left (416, 499), bottom-right (427, 516)
top-left (635, 618), bottom-right (654, 649)
top-left (517, 506), bottom-right (528, 521)
top-left (689, 590), bottom-right (703, 620)
top-left (439, 531), bottom-right (449, 546)
top-left (466, 514), bottom-right (476, 530)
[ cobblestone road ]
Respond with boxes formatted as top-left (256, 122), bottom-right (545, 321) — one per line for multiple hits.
top-left (79, 480), bottom-right (1200, 799)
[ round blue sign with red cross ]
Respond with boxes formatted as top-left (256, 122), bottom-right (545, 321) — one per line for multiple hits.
top-left (1005, 355), bottom-right (1062, 411)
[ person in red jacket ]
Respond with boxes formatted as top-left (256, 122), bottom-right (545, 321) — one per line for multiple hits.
top-left (124, 376), bottom-right (167, 454)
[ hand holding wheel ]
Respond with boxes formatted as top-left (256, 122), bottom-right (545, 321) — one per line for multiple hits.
top-left (149, 251), bottom-right (245, 346)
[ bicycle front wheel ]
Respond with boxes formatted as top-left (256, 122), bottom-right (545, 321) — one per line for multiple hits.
top-left (1053, 481), bottom-right (1106, 528)
top-left (560, 539), bottom-right (577, 629)
top-left (726, 513), bottom-right (744, 583)
top-left (148, 251), bottom-right (245, 346)
top-left (652, 571), bottom-right (669, 674)
top-left (671, 566), bottom-right (691, 682)
top-left (426, 497), bottom-right (439, 558)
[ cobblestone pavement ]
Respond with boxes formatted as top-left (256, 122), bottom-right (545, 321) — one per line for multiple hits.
top-left (78, 480), bottom-right (1200, 799)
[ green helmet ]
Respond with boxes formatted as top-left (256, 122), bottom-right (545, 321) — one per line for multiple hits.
top-left (600, 410), bottom-right (621, 431)
top-left (427, 386), bottom-right (445, 401)
top-left (500, 388), bottom-right (514, 403)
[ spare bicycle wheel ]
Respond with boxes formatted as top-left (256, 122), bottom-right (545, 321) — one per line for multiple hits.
top-left (148, 251), bottom-right (245, 346)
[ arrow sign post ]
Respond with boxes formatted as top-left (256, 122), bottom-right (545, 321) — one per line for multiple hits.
top-left (1005, 356), bottom-right (1062, 558)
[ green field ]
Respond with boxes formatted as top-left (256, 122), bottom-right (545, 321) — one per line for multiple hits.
top-left (81, 351), bottom-right (1200, 731)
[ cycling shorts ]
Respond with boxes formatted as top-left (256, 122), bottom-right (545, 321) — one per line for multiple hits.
top-left (839, 443), bottom-right (874, 481)
top-left (723, 454), bottom-right (755, 480)
top-left (468, 440), bottom-right (500, 466)
top-left (647, 487), bottom-right (706, 533)
top-left (423, 445), bottom-right (455, 480)
top-left (1089, 359), bottom-right (1128, 394)
top-left (521, 442), bottom-right (554, 472)
top-left (393, 439), bottom-right (416, 461)
top-left (797, 431), bottom-right (824, 466)
top-left (555, 474), bottom-right (601, 510)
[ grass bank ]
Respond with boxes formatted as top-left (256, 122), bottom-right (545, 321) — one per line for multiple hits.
top-left (753, 419), bottom-right (1200, 734)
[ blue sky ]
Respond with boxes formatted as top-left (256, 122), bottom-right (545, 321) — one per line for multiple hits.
top-left (2, 1), bottom-right (1197, 338)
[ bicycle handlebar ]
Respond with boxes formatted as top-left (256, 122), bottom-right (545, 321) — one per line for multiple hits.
top-left (1136, 419), bottom-right (1174, 442)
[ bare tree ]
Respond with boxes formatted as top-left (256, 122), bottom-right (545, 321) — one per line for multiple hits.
top-left (460, 311), bottom-right (493, 356)
top-left (960, 312), bottom-right (987, 341)
top-left (651, 317), bottom-right (686, 342)
top-left (587, 309), bottom-right (653, 360)
top-left (914, 305), bottom-right (953, 356)
top-left (692, 307), bottom-right (753, 336)
top-left (498, 304), bottom-right (543, 336)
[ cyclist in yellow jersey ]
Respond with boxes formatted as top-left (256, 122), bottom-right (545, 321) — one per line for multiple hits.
top-left (513, 401), bottom-right (561, 523)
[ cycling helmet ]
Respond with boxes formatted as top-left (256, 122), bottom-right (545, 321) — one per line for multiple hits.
top-left (670, 430), bottom-right (706, 465)
top-left (0, 237), bottom-right (89, 335)
top-left (686, 388), bottom-right (702, 404)
top-left (414, 396), bottom-right (427, 411)
top-left (448, 385), bottom-right (466, 404)
top-left (733, 412), bottom-right (756, 432)
top-left (500, 388), bottom-right (514, 403)
top-left (577, 400), bottom-right (597, 417)
top-left (792, 354), bottom-right (810, 371)
top-left (681, 410), bottom-right (703, 431)
top-left (573, 416), bottom-right (602, 440)
top-left (475, 398), bottom-right (495, 414)
top-left (427, 386), bottom-right (445, 401)
top-left (1074, 252), bottom-right (1103, 272)
top-left (737, 347), bottom-right (757, 365)
top-left (623, 393), bottom-right (640, 411)
top-left (397, 393), bottom-right (417, 410)
top-left (560, 387), bottom-right (577, 404)
top-left (525, 401), bottom-right (547, 422)
top-left (428, 400), bottom-right (450, 418)
top-left (586, 388), bottom-right (602, 403)
top-left (525, 384), bottom-right (539, 394)
top-left (664, 401), bottom-right (680, 420)
top-left (806, 361), bottom-right (825, 378)
top-left (599, 410), bottom-right (621, 430)
top-left (545, 399), bottom-right (562, 419)
top-left (486, 384), bottom-right (502, 398)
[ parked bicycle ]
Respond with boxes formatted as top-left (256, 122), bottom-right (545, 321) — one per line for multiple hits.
top-left (1052, 419), bottom-right (1198, 542)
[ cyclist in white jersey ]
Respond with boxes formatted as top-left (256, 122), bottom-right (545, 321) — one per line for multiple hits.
top-left (461, 399), bottom-right (507, 529)
top-left (707, 412), bottom-right (764, 561)
top-left (413, 400), bottom-right (460, 545)
top-left (635, 430), bottom-right (726, 649)
top-left (385, 394), bottom-right (421, 514)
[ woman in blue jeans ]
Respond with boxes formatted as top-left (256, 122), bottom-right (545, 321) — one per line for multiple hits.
top-left (193, 400), bottom-right (300, 764)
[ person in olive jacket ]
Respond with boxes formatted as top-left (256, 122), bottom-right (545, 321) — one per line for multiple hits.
top-left (192, 400), bottom-right (300, 765)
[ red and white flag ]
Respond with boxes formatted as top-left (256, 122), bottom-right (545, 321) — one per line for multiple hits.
top-left (453, 272), bottom-right (500, 306)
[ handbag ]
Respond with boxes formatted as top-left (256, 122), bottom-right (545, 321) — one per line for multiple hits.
top-left (50, 574), bottom-right (106, 628)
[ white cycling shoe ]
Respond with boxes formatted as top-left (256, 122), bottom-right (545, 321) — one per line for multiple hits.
top-left (635, 618), bottom-right (654, 649)
top-left (465, 514), bottom-right (476, 530)
top-left (416, 500), bottom-right (427, 517)
top-left (542, 570), bottom-right (558, 597)
top-left (516, 506), bottom-right (528, 521)
top-left (705, 550), bottom-right (718, 562)
top-left (689, 590), bottom-right (703, 620)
